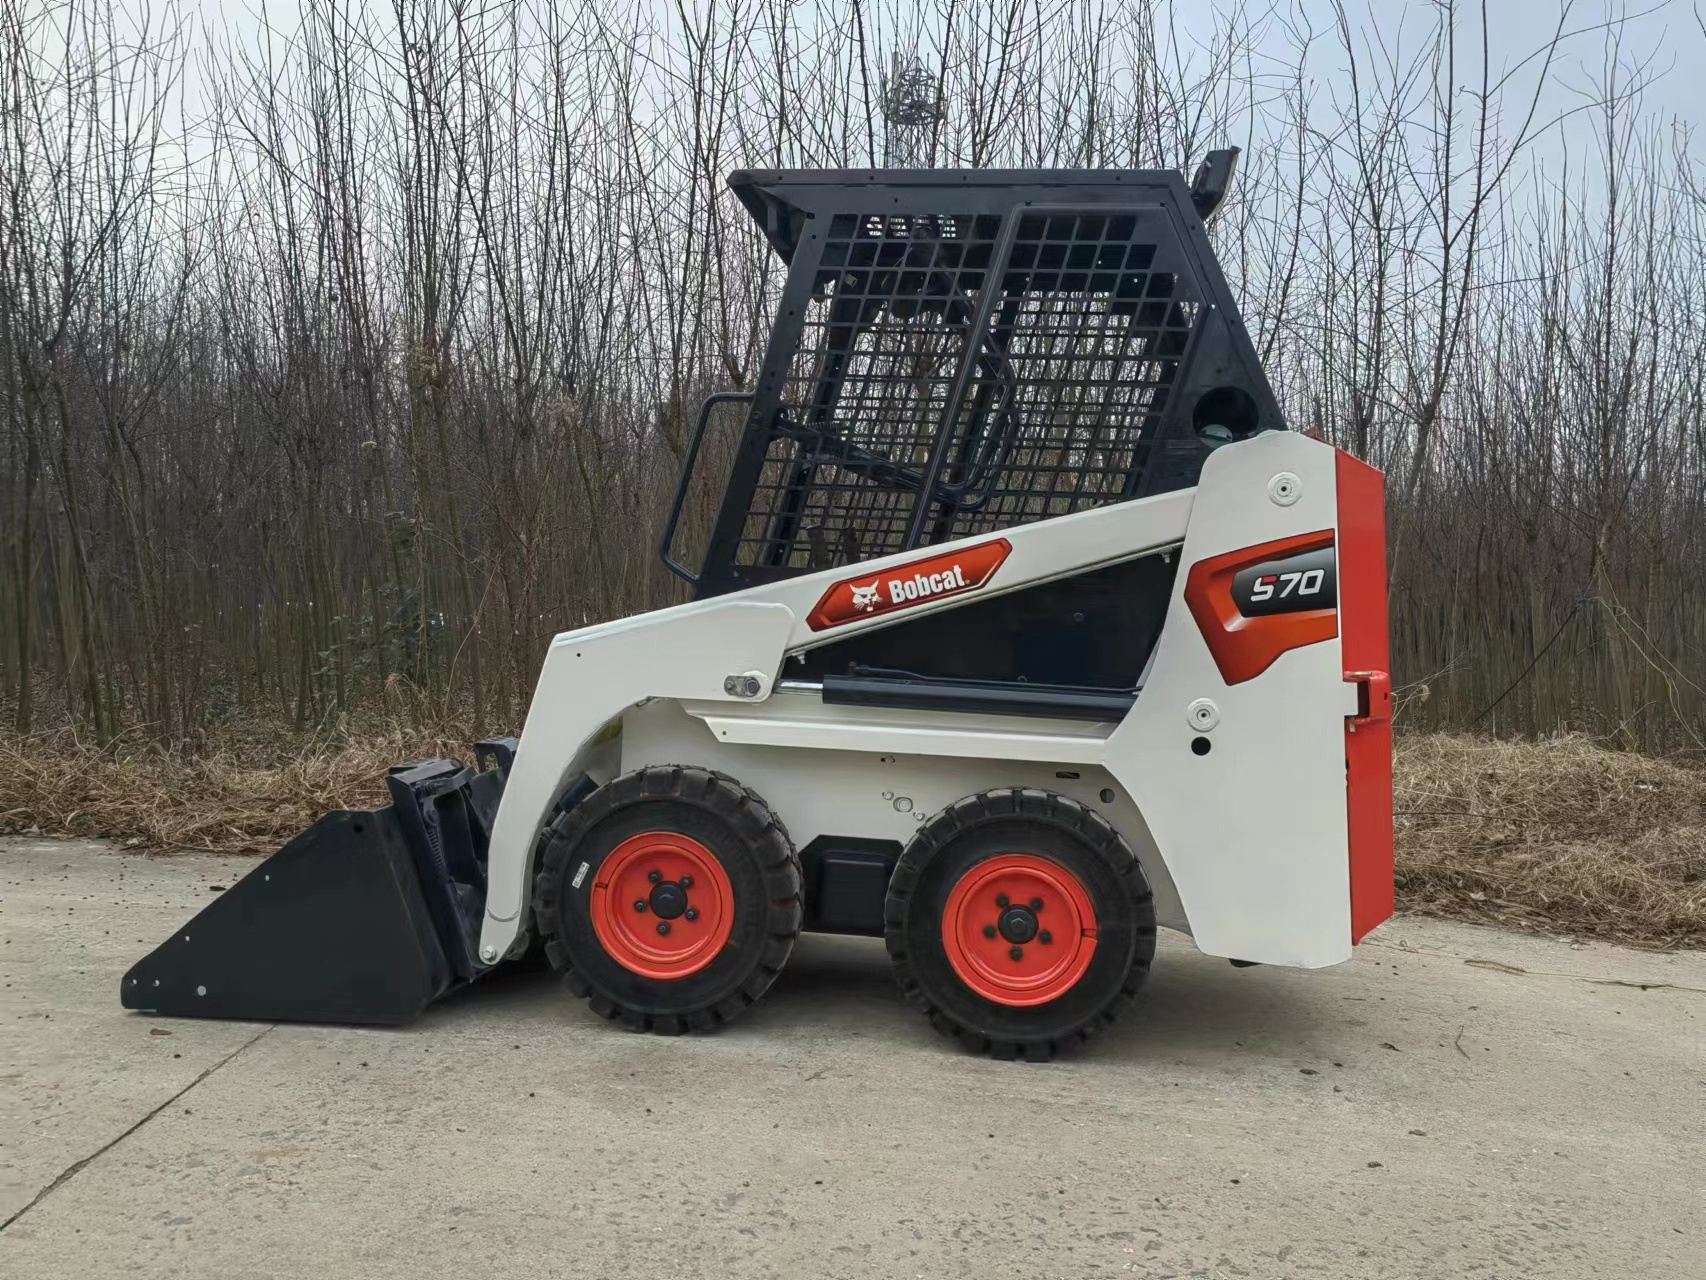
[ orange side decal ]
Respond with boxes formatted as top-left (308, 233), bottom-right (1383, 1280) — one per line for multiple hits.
top-left (806, 539), bottom-right (1011, 631)
top-left (1183, 530), bottom-right (1338, 685)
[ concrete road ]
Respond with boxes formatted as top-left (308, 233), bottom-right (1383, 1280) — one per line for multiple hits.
top-left (1, 837), bottom-right (1701, 1279)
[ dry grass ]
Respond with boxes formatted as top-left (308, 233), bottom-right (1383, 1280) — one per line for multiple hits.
top-left (3, 726), bottom-right (1702, 948)
top-left (0, 724), bottom-right (464, 855)
top-left (1396, 733), bottom-right (1706, 948)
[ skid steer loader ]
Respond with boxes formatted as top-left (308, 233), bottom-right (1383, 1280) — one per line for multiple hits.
top-left (122, 154), bottom-right (1394, 1058)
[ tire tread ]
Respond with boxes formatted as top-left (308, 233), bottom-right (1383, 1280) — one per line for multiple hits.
top-left (884, 788), bottom-right (1156, 1061)
top-left (533, 765), bottom-right (803, 1035)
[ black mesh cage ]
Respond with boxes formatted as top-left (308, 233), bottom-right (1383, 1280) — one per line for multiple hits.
top-left (672, 169), bottom-right (1283, 596)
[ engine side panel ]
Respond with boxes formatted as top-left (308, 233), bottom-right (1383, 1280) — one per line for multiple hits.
top-left (1108, 432), bottom-right (1357, 968)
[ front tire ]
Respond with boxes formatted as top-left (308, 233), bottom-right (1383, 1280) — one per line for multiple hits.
top-left (885, 789), bottom-right (1156, 1060)
top-left (532, 766), bottom-right (803, 1034)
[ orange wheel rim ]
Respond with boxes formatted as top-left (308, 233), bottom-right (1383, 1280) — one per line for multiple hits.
top-left (589, 832), bottom-right (735, 980)
top-left (942, 854), bottom-right (1097, 1007)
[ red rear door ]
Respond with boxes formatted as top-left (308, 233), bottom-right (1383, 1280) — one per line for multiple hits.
top-left (1336, 451), bottom-right (1394, 942)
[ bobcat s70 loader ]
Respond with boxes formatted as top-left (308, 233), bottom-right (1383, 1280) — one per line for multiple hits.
top-left (123, 155), bottom-right (1394, 1058)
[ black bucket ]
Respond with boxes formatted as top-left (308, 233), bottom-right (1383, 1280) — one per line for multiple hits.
top-left (121, 743), bottom-right (515, 1026)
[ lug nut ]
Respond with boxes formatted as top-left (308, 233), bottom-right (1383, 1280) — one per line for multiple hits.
top-left (1008, 946), bottom-right (1024, 961)
top-left (996, 894), bottom-right (1010, 909)
top-left (647, 870), bottom-right (662, 884)
top-left (983, 924), bottom-right (997, 939)
top-left (634, 899), bottom-right (648, 912)
top-left (657, 921), bottom-right (671, 936)
top-left (1030, 898), bottom-right (1044, 911)
top-left (679, 875), bottom-right (694, 889)
top-left (1039, 930), bottom-right (1053, 945)
top-left (685, 908), bottom-right (699, 922)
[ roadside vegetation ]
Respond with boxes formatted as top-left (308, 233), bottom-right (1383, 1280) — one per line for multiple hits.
top-left (4, 0), bottom-right (1706, 757)
top-left (1393, 734), bottom-right (1705, 948)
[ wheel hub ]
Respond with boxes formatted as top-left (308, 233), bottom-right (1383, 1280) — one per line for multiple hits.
top-left (649, 881), bottom-right (688, 919)
top-left (997, 905), bottom-right (1038, 944)
top-left (588, 832), bottom-right (735, 980)
top-left (941, 854), bottom-right (1097, 1007)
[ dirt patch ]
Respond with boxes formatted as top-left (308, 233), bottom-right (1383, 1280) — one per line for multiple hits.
top-left (1396, 733), bottom-right (1706, 948)
top-left (4, 728), bottom-right (1703, 947)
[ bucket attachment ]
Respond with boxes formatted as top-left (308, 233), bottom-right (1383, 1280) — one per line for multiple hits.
top-left (121, 740), bottom-right (516, 1026)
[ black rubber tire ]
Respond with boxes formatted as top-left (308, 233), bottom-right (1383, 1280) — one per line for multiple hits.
top-left (532, 765), bottom-right (803, 1034)
top-left (884, 788), bottom-right (1156, 1061)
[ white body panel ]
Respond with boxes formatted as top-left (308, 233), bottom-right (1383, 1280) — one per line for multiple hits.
top-left (479, 431), bottom-right (1356, 969)
top-left (1107, 433), bottom-right (1356, 967)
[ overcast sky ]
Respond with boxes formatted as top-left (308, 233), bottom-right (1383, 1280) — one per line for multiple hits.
top-left (1266, 1), bottom-right (1703, 164)
top-left (1250, 1), bottom-right (1706, 191)
top-left (171, 0), bottom-right (1706, 175)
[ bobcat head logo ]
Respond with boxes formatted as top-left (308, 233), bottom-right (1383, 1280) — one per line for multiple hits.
top-left (850, 581), bottom-right (881, 612)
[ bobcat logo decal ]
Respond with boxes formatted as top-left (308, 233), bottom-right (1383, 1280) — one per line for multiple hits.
top-left (805, 539), bottom-right (1012, 631)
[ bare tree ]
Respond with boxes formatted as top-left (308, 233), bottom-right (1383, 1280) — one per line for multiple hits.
top-left (2, 0), bottom-right (1703, 753)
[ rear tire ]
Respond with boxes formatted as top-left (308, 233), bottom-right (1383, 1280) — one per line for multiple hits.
top-left (885, 789), bottom-right (1155, 1060)
top-left (532, 766), bottom-right (803, 1034)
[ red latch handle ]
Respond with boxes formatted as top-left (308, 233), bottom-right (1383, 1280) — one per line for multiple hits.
top-left (1345, 669), bottom-right (1392, 724)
